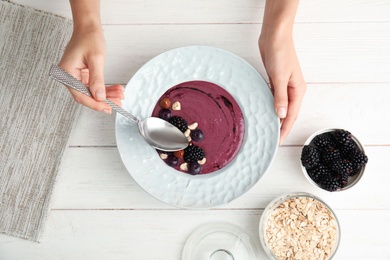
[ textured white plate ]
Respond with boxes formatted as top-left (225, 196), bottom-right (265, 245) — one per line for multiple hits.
top-left (115, 46), bottom-right (279, 208)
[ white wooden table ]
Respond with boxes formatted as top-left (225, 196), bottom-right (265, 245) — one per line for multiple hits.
top-left (1, 1), bottom-right (390, 259)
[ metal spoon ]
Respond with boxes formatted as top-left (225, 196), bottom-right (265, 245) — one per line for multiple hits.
top-left (49, 65), bottom-right (188, 152)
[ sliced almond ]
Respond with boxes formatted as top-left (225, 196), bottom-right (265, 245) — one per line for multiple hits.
top-left (172, 101), bottom-right (181, 111)
top-left (184, 129), bottom-right (191, 137)
top-left (180, 163), bottom-right (188, 171)
top-left (198, 157), bottom-right (206, 165)
top-left (188, 122), bottom-right (198, 130)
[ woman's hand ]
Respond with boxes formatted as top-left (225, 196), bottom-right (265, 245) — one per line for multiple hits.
top-left (260, 0), bottom-right (306, 144)
top-left (59, 0), bottom-right (123, 114)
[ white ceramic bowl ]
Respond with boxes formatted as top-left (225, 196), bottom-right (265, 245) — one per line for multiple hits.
top-left (115, 46), bottom-right (280, 208)
top-left (301, 128), bottom-right (367, 192)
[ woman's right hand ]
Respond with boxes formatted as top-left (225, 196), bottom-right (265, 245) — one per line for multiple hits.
top-left (59, 0), bottom-right (124, 114)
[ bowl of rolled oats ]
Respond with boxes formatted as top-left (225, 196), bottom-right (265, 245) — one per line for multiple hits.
top-left (259, 192), bottom-right (340, 260)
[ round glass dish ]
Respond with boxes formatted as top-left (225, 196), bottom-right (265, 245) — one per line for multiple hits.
top-left (301, 128), bottom-right (367, 192)
top-left (259, 192), bottom-right (340, 260)
top-left (182, 222), bottom-right (261, 260)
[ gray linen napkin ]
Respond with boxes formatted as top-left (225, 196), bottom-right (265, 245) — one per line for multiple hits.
top-left (0, 0), bottom-right (80, 241)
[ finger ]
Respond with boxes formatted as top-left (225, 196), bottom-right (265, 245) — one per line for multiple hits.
top-left (80, 68), bottom-right (90, 85)
top-left (279, 111), bottom-right (295, 144)
top-left (106, 84), bottom-right (124, 99)
top-left (270, 76), bottom-right (289, 119)
top-left (58, 61), bottom-right (83, 82)
top-left (109, 98), bottom-right (123, 107)
top-left (106, 90), bottom-right (124, 100)
top-left (280, 80), bottom-right (306, 144)
top-left (67, 86), bottom-right (112, 114)
top-left (87, 54), bottom-right (106, 101)
top-left (106, 84), bottom-right (124, 92)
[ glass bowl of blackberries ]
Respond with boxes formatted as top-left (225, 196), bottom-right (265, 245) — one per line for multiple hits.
top-left (300, 128), bottom-right (368, 192)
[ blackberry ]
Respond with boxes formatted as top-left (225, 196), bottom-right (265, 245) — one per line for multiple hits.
top-left (312, 133), bottom-right (336, 151)
top-left (320, 147), bottom-right (341, 165)
top-left (348, 167), bottom-right (360, 177)
top-left (333, 129), bottom-right (352, 146)
top-left (183, 145), bottom-right (205, 163)
top-left (339, 140), bottom-right (357, 157)
top-left (168, 116), bottom-right (188, 133)
top-left (348, 150), bottom-right (368, 175)
top-left (307, 164), bottom-right (332, 183)
top-left (348, 150), bottom-right (368, 167)
top-left (301, 145), bottom-right (320, 169)
top-left (319, 175), bottom-right (340, 192)
top-left (329, 159), bottom-right (354, 176)
top-left (334, 172), bottom-right (349, 188)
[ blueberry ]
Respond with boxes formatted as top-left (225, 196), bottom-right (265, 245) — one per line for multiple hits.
top-left (190, 129), bottom-right (204, 142)
top-left (166, 154), bottom-right (179, 167)
top-left (159, 109), bottom-right (172, 121)
top-left (188, 162), bottom-right (202, 175)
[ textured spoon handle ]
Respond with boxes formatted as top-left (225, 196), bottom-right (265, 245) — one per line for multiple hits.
top-left (49, 65), bottom-right (140, 124)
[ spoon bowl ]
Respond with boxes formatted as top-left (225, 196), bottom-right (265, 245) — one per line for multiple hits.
top-left (139, 117), bottom-right (189, 151)
top-left (49, 65), bottom-right (188, 152)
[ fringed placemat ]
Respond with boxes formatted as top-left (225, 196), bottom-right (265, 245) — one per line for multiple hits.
top-left (0, 0), bottom-right (80, 242)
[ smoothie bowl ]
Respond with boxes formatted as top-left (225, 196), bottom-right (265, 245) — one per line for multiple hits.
top-left (152, 80), bottom-right (245, 175)
top-left (115, 46), bottom-right (280, 208)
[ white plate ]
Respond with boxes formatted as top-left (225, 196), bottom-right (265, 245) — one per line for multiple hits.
top-left (115, 46), bottom-right (279, 209)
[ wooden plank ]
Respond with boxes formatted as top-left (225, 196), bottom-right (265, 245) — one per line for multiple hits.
top-left (13, 0), bottom-right (390, 23)
top-left (12, 2), bottom-right (390, 83)
top-left (68, 83), bottom-right (390, 147)
top-left (101, 23), bottom-right (390, 84)
top-left (0, 209), bottom-right (389, 259)
top-left (68, 107), bottom-right (117, 147)
top-left (52, 146), bottom-right (389, 210)
top-left (286, 83), bottom-right (390, 145)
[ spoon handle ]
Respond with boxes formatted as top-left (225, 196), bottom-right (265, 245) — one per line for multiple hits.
top-left (49, 65), bottom-right (140, 124)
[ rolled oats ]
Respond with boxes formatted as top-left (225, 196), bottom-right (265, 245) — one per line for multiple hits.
top-left (264, 196), bottom-right (338, 260)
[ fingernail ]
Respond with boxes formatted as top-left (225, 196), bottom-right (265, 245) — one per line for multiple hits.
top-left (103, 109), bottom-right (111, 115)
top-left (277, 107), bottom-right (287, 118)
top-left (96, 90), bottom-right (105, 101)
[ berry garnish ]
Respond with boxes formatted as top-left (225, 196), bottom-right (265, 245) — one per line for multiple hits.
top-left (190, 129), bottom-right (204, 142)
top-left (174, 150), bottom-right (184, 159)
top-left (188, 162), bottom-right (202, 175)
top-left (159, 97), bottom-right (171, 109)
top-left (159, 109), bottom-right (172, 121)
top-left (166, 154), bottom-right (179, 167)
top-left (168, 116), bottom-right (188, 133)
top-left (183, 145), bottom-right (205, 163)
